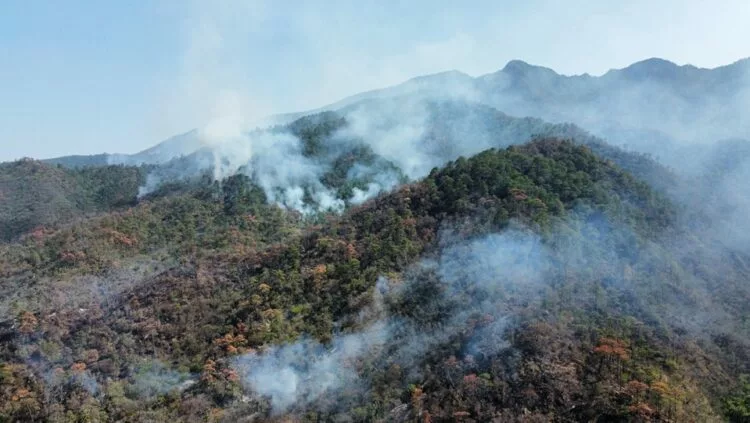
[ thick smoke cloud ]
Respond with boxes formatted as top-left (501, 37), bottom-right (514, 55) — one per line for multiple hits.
top-left (209, 130), bottom-right (348, 212)
top-left (341, 98), bottom-right (432, 180)
top-left (135, 95), bottom-right (493, 211)
top-left (133, 129), bottom-right (346, 211)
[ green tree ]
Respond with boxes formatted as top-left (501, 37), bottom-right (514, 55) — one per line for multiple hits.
top-left (726, 376), bottom-right (750, 422)
top-left (222, 174), bottom-right (266, 215)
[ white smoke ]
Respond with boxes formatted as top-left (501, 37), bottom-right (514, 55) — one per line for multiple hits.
top-left (233, 321), bottom-right (390, 414)
top-left (232, 228), bottom-right (543, 414)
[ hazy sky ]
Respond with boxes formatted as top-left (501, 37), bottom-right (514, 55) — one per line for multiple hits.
top-left (1, 0), bottom-right (749, 161)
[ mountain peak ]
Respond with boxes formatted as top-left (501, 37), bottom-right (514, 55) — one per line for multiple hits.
top-left (501, 60), bottom-right (560, 78)
top-left (502, 60), bottom-right (538, 73)
top-left (503, 59), bottom-right (533, 70)
top-left (618, 57), bottom-right (681, 79)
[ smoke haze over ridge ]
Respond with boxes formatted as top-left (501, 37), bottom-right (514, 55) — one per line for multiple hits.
top-left (3, 0), bottom-right (750, 160)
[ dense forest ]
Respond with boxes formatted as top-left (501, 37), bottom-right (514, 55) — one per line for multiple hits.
top-left (0, 161), bottom-right (145, 241)
top-left (1, 106), bottom-right (750, 422)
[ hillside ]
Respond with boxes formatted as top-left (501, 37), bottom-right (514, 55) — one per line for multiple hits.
top-left (2, 57), bottom-right (750, 422)
top-left (1, 137), bottom-right (749, 422)
top-left (0, 160), bottom-right (145, 241)
top-left (126, 98), bottom-right (679, 212)
top-left (41, 131), bottom-right (206, 169)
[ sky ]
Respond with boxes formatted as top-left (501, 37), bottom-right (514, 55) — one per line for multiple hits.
top-left (1, 0), bottom-right (749, 161)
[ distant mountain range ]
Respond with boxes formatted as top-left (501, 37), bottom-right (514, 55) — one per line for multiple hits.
top-left (279, 57), bottom-right (750, 156)
top-left (41, 57), bottom-right (750, 169)
top-left (44, 130), bottom-right (205, 168)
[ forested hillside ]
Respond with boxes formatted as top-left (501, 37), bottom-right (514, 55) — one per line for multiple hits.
top-left (1, 134), bottom-right (749, 422)
top-left (4, 0), bottom-right (750, 418)
top-left (0, 160), bottom-right (145, 241)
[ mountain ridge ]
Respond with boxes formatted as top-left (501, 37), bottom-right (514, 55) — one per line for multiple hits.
top-left (36, 56), bottom-right (750, 168)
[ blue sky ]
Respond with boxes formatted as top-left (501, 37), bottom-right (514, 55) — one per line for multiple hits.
top-left (2, 0), bottom-right (749, 161)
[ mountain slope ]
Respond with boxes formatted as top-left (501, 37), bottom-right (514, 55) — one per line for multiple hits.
top-left (1, 138), bottom-right (748, 421)
top-left (3, 56), bottom-right (750, 422)
top-left (478, 58), bottom-right (750, 154)
top-left (7, 97), bottom-right (681, 245)
top-left (131, 97), bottom-right (680, 212)
top-left (41, 130), bottom-right (206, 169)
top-left (0, 160), bottom-right (144, 241)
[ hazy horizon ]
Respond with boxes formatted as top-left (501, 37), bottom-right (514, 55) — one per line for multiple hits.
top-left (2, 0), bottom-right (750, 161)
